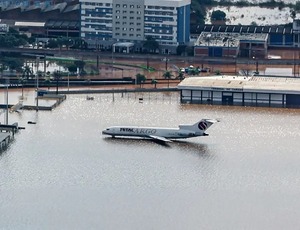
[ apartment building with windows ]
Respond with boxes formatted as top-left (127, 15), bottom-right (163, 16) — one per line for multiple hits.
top-left (80, 0), bottom-right (190, 53)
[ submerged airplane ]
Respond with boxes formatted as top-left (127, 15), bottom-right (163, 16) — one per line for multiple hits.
top-left (102, 119), bottom-right (219, 143)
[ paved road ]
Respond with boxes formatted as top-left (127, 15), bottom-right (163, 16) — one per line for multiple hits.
top-left (1, 47), bottom-right (300, 66)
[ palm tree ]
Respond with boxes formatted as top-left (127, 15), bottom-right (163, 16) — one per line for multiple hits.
top-left (22, 65), bottom-right (33, 80)
top-left (44, 71), bottom-right (51, 90)
top-left (18, 76), bottom-right (26, 99)
top-left (151, 79), bottom-right (158, 88)
top-left (177, 72), bottom-right (184, 81)
top-left (53, 70), bottom-right (62, 94)
top-left (163, 71), bottom-right (173, 88)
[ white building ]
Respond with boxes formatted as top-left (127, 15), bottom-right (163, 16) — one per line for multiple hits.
top-left (79, 0), bottom-right (190, 53)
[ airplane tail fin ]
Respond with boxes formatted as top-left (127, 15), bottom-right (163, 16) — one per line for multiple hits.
top-left (179, 119), bottom-right (219, 136)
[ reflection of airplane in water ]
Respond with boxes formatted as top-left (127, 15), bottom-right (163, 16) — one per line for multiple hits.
top-left (102, 119), bottom-right (219, 143)
top-left (103, 137), bottom-right (211, 156)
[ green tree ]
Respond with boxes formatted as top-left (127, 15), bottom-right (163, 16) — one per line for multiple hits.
top-left (53, 70), bottom-right (62, 94)
top-left (72, 38), bottom-right (88, 50)
top-left (143, 36), bottom-right (159, 53)
top-left (74, 60), bottom-right (86, 76)
top-left (3, 58), bottom-right (24, 75)
top-left (290, 10), bottom-right (296, 19)
top-left (47, 39), bottom-right (59, 49)
top-left (177, 72), bottom-right (185, 81)
top-left (44, 71), bottom-right (51, 90)
top-left (211, 10), bottom-right (226, 21)
top-left (67, 64), bottom-right (77, 74)
top-left (176, 45), bottom-right (187, 56)
top-left (136, 73), bottom-right (146, 88)
top-left (22, 65), bottom-right (33, 80)
top-left (151, 79), bottom-right (158, 88)
top-left (163, 71), bottom-right (173, 88)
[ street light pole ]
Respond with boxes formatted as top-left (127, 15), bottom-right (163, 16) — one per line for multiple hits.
top-left (5, 79), bottom-right (8, 125)
top-left (165, 57), bottom-right (168, 71)
top-left (36, 56), bottom-right (39, 112)
top-left (68, 72), bottom-right (70, 91)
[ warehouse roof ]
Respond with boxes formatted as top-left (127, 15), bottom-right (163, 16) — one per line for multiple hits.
top-left (194, 32), bottom-right (268, 47)
top-left (178, 75), bottom-right (300, 94)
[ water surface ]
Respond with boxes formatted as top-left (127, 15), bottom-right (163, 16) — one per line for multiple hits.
top-left (1, 92), bottom-right (300, 229)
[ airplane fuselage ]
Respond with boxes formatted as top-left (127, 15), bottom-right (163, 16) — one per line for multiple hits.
top-left (102, 119), bottom-right (218, 143)
top-left (102, 126), bottom-right (198, 139)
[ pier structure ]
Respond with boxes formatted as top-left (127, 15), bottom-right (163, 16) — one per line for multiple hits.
top-left (0, 123), bottom-right (22, 151)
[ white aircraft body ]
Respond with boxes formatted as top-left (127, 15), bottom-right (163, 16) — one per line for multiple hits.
top-left (102, 119), bottom-right (218, 143)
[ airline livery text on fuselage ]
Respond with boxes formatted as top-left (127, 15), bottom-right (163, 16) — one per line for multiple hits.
top-left (120, 128), bottom-right (157, 135)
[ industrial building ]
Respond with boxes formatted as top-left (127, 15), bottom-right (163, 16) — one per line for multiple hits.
top-left (79, 0), bottom-right (190, 53)
top-left (193, 24), bottom-right (294, 49)
top-left (178, 75), bottom-right (300, 108)
top-left (194, 32), bottom-right (268, 58)
top-left (0, 0), bottom-right (79, 38)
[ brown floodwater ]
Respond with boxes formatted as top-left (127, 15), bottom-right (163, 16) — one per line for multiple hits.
top-left (1, 91), bottom-right (300, 229)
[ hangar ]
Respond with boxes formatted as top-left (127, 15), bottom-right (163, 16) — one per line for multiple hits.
top-left (178, 75), bottom-right (300, 108)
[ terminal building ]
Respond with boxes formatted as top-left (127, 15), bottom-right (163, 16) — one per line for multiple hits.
top-left (79, 0), bottom-right (190, 54)
top-left (178, 75), bottom-right (300, 108)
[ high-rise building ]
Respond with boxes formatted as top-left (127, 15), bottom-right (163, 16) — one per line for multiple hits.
top-left (80, 0), bottom-right (190, 53)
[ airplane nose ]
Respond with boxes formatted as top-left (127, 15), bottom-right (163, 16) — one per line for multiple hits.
top-left (102, 130), bottom-right (108, 135)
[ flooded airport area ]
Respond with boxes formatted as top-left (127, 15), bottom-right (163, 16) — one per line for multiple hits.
top-left (1, 91), bottom-right (300, 229)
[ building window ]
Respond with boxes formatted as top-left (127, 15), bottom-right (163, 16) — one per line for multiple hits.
top-left (123, 4), bottom-right (127, 8)
top-left (116, 4), bottom-right (120, 7)
top-left (130, 5), bottom-right (134, 8)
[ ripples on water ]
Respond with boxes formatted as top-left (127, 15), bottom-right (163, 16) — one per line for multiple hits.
top-left (1, 92), bottom-right (300, 229)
